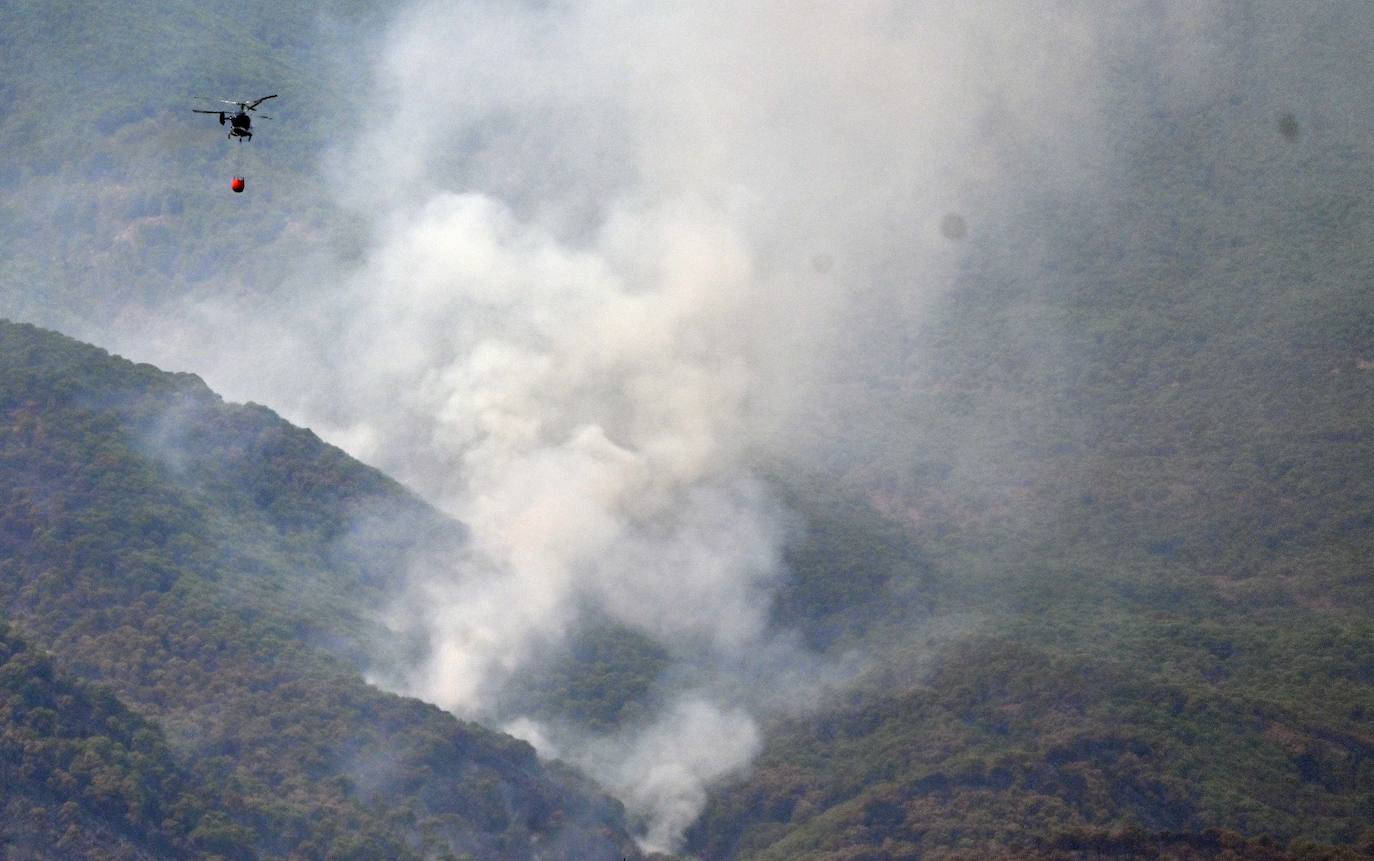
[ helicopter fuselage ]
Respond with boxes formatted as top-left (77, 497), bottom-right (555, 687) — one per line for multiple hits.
top-left (227, 111), bottom-right (252, 140)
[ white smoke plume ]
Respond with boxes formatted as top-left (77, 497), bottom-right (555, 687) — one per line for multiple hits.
top-left (323, 5), bottom-right (1114, 849)
top-left (106, 1), bottom-right (1180, 850)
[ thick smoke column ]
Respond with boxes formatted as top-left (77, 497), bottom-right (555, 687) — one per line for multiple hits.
top-left (116, 1), bottom-right (1162, 850)
top-left (320, 3), bottom-right (1123, 849)
top-left (334, 146), bottom-right (791, 853)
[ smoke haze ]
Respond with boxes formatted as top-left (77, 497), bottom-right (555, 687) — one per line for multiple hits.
top-left (117, 2), bottom-right (1132, 849)
top-left (61, 0), bottom-right (1302, 850)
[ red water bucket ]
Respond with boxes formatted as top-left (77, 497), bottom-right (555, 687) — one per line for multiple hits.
top-left (230, 176), bottom-right (245, 193)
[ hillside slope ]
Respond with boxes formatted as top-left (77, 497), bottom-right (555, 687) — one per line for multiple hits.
top-left (0, 319), bottom-right (642, 860)
top-left (0, 620), bottom-right (261, 860)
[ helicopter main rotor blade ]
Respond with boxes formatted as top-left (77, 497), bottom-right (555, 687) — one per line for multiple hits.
top-left (191, 109), bottom-right (224, 114)
top-left (246, 94), bottom-right (278, 110)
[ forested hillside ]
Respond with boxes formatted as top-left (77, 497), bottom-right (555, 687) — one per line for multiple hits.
top-left (0, 320), bottom-right (642, 860)
top-left (0, 620), bottom-right (255, 860)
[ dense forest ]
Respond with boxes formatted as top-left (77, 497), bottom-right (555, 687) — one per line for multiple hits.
top-left (1, 619), bottom-right (248, 859)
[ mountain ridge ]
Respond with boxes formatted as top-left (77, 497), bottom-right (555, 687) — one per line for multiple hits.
top-left (0, 318), bottom-right (645, 860)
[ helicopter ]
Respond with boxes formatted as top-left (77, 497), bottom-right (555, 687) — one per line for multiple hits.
top-left (192, 94), bottom-right (276, 142)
